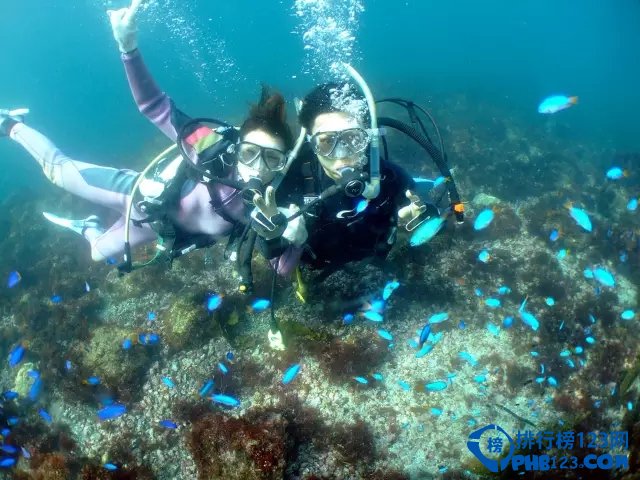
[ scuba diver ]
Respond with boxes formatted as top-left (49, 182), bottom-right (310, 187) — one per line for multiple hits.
top-left (248, 71), bottom-right (464, 349)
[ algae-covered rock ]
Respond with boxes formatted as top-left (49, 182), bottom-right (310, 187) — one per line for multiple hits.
top-left (82, 325), bottom-right (151, 388)
top-left (13, 361), bottom-right (37, 398)
top-left (472, 192), bottom-right (501, 208)
top-left (161, 296), bottom-right (220, 351)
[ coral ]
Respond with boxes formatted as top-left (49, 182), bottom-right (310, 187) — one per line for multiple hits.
top-left (188, 411), bottom-right (288, 480)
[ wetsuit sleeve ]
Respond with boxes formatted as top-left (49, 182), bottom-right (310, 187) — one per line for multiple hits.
top-left (120, 49), bottom-right (222, 158)
top-left (386, 161), bottom-right (416, 207)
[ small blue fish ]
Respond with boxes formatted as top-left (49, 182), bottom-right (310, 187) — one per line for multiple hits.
top-left (415, 343), bottom-right (433, 358)
top-left (474, 287), bottom-right (483, 297)
top-left (354, 376), bottom-right (368, 384)
top-left (377, 329), bottom-right (393, 341)
top-left (627, 198), bottom-right (638, 211)
top-left (218, 363), bottom-right (228, 374)
top-left (502, 316), bottom-right (514, 328)
top-left (418, 323), bottom-right (431, 347)
top-left (0, 457), bottom-right (16, 468)
top-left (28, 377), bottom-right (43, 401)
top-left (106, 257), bottom-right (117, 265)
top-left (519, 310), bottom-right (539, 331)
top-left (398, 381), bottom-right (411, 391)
top-left (85, 281), bottom-right (91, 292)
top-left (282, 364), bottom-right (301, 385)
top-left (459, 351), bottom-right (478, 367)
top-left (199, 379), bottom-right (214, 397)
top-left (372, 373), bottom-right (383, 381)
top-left (486, 322), bottom-right (500, 336)
top-left (567, 205), bottom-right (592, 232)
top-left (545, 297), bottom-right (555, 306)
top-left (428, 312), bottom-right (448, 324)
top-left (206, 294), bottom-right (223, 312)
top-left (473, 374), bottom-right (487, 383)
top-left (7, 271), bottom-right (21, 288)
top-left (212, 394), bottom-right (240, 407)
top-left (583, 268), bottom-right (594, 279)
top-left (342, 313), bottom-right (354, 325)
top-left (250, 299), bottom-right (271, 312)
top-left (549, 229), bottom-right (559, 242)
top-left (65, 360), bottom-right (73, 372)
top-left (560, 349), bottom-right (571, 357)
top-left (147, 311), bottom-right (157, 321)
top-left (162, 377), bottom-right (175, 389)
top-left (382, 280), bottom-right (400, 300)
top-left (50, 295), bottom-right (62, 304)
top-left (485, 298), bottom-right (501, 308)
top-left (621, 310), bottom-right (635, 320)
top-left (575, 346), bottom-right (584, 354)
top-left (38, 408), bottom-right (52, 424)
top-left (86, 376), bottom-right (101, 386)
top-left (593, 267), bottom-right (615, 287)
top-left (458, 320), bottom-right (466, 329)
top-left (97, 403), bottom-right (127, 421)
top-left (497, 286), bottom-right (511, 295)
top-left (7, 416), bottom-right (19, 426)
top-left (2, 391), bottom-right (18, 400)
top-left (8, 343), bottom-right (26, 368)
top-left (538, 95), bottom-right (578, 114)
top-left (585, 336), bottom-right (596, 344)
top-left (547, 377), bottom-right (558, 387)
top-left (473, 209), bottom-right (495, 231)
top-left (226, 351), bottom-right (234, 361)
top-left (363, 311), bottom-right (383, 322)
top-left (477, 249), bottom-right (490, 263)
top-left (606, 167), bottom-right (626, 180)
top-left (122, 338), bottom-right (133, 350)
top-left (159, 419), bottom-right (178, 429)
top-left (409, 215), bottom-right (446, 247)
top-left (0, 445), bottom-right (18, 455)
top-left (21, 447), bottom-right (30, 459)
top-left (104, 463), bottom-right (118, 471)
top-left (556, 249), bottom-right (568, 260)
top-left (425, 381), bottom-right (448, 391)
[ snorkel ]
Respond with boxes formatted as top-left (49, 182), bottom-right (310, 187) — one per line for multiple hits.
top-left (342, 63), bottom-right (381, 200)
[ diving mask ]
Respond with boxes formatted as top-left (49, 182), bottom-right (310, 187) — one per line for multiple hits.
top-left (236, 141), bottom-right (287, 171)
top-left (308, 127), bottom-right (372, 159)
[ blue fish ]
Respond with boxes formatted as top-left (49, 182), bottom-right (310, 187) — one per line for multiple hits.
top-left (7, 271), bottom-right (21, 288)
top-left (549, 229), bottom-right (559, 242)
top-left (497, 285), bottom-right (511, 295)
top-left (415, 343), bottom-right (433, 358)
top-left (122, 338), bottom-right (133, 350)
top-left (621, 310), bottom-right (635, 320)
top-left (627, 198), bottom-right (638, 211)
top-left (0, 457), bottom-right (16, 468)
top-left (547, 377), bottom-right (558, 387)
top-left (97, 403), bottom-right (127, 421)
top-left (38, 408), bottom-right (52, 424)
top-left (477, 249), bottom-right (490, 263)
top-left (147, 311), bottom-right (157, 321)
top-left (502, 316), bottom-right (513, 328)
top-left (409, 215), bottom-right (446, 247)
top-left (398, 380), bottom-right (411, 391)
top-left (474, 287), bottom-right (483, 297)
top-left (377, 329), bottom-right (393, 341)
top-left (217, 362), bottom-right (229, 374)
top-left (65, 360), bottom-right (73, 371)
top-left (458, 351), bottom-right (478, 367)
top-left (250, 299), bottom-right (271, 312)
top-left (428, 312), bottom-right (448, 324)
top-left (372, 373), bottom-right (383, 381)
top-left (50, 295), bottom-right (62, 304)
top-left (199, 379), bottom-right (214, 397)
top-left (85, 376), bottom-right (101, 386)
top-left (206, 293), bottom-right (223, 312)
top-left (425, 381), bottom-right (448, 391)
top-left (342, 313), bottom-right (354, 325)
top-left (2, 391), bottom-right (18, 400)
top-left (212, 394), bottom-right (240, 407)
top-left (29, 369), bottom-right (41, 378)
top-left (473, 209), bottom-right (495, 231)
top-left (556, 249), bottom-right (568, 260)
top-left (362, 311), bottom-right (383, 322)
top-left (567, 205), bottom-right (592, 232)
top-left (485, 298), bottom-right (501, 308)
top-left (538, 95), bottom-right (578, 114)
top-left (28, 377), bottom-right (43, 401)
top-left (545, 297), bottom-right (555, 306)
top-left (585, 336), bottom-right (596, 344)
top-left (159, 419), bottom-right (178, 429)
top-left (8, 343), bottom-right (25, 368)
top-left (85, 281), bottom-right (91, 292)
top-left (593, 267), bottom-right (615, 287)
top-left (282, 364), bottom-right (301, 385)
top-left (606, 167), bottom-right (626, 180)
top-left (354, 376), bottom-right (368, 384)
top-left (162, 377), bottom-right (175, 388)
top-left (583, 268), bottom-right (594, 279)
top-left (519, 309), bottom-right (539, 331)
top-left (226, 351), bottom-right (234, 361)
top-left (418, 323), bottom-right (431, 347)
top-left (21, 447), bottom-right (30, 459)
top-left (486, 322), bottom-right (500, 336)
top-left (458, 320), bottom-right (466, 329)
top-left (7, 416), bottom-right (18, 426)
top-left (0, 445), bottom-right (18, 455)
top-left (382, 280), bottom-right (400, 300)
top-left (104, 463), bottom-right (118, 471)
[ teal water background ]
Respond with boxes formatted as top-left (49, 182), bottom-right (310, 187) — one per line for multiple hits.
top-left (0, 0), bottom-right (639, 196)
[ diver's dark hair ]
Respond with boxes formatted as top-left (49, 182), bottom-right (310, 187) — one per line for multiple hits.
top-left (240, 85), bottom-right (293, 150)
top-left (298, 82), bottom-right (369, 131)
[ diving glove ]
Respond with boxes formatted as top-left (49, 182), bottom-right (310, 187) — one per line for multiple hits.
top-left (107, 0), bottom-right (143, 54)
top-left (0, 108), bottom-right (29, 137)
top-left (251, 186), bottom-right (308, 246)
top-left (267, 329), bottom-right (285, 351)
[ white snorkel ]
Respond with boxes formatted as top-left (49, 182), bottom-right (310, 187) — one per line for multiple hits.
top-left (342, 63), bottom-right (381, 200)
